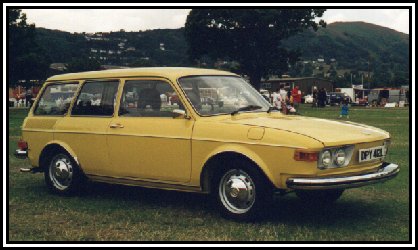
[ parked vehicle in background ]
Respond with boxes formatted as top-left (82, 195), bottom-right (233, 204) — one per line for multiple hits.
top-left (400, 85), bottom-right (409, 106)
top-left (368, 88), bottom-right (406, 107)
top-left (353, 88), bottom-right (370, 106)
top-left (337, 88), bottom-right (355, 102)
top-left (326, 92), bottom-right (352, 106)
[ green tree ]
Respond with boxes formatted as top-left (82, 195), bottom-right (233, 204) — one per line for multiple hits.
top-left (372, 62), bottom-right (391, 88)
top-left (65, 57), bottom-right (102, 73)
top-left (129, 58), bottom-right (157, 67)
top-left (328, 64), bottom-right (337, 79)
top-left (302, 63), bottom-right (314, 77)
top-left (8, 9), bottom-right (51, 86)
top-left (185, 9), bottom-right (326, 90)
top-left (287, 61), bottom-right (304, 77)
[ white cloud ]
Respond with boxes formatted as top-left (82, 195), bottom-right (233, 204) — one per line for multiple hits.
top-left (22, 9), bottom-right (191, 33)
top-left (22, 8), bottom-right (409, 34)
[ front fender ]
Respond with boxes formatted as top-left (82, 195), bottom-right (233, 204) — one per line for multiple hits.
top-left (192, 142), bottom-right (277, 189)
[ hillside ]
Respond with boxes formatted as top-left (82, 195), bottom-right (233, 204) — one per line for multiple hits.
top-left (35, 28), bottom-right (189, 67)
top-left (282, 21), bottom-right (409, 70)
top-left (34, 21), bottom-right (409, 86)
top-left (35, 28), bottom-right (90, 62)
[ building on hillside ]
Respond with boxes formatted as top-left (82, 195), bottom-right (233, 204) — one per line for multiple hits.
top-left (50, 63), bottom-right (67, 72)
top-left (336, 69), bottom-right (351, 77)
top-left (101, 65), bottom-right (130, 70)
top-left (317, 58), bottom-right (325, 64)
top-left (261, 77), bottom-right (334, 95)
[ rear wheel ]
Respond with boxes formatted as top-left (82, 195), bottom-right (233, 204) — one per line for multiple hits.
top-left (296, 189), bottom-right (344, 206)
top-left (212, 160), bottom-right (273, 221)
top-left (45, 151), bottom-right (85, 195)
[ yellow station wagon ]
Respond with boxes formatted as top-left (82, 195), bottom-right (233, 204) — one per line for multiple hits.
top-left (15, 67), bottom-right (399, 220)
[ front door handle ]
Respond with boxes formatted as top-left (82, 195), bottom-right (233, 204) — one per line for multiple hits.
top-left (109, 123), bottom-right (124, 128)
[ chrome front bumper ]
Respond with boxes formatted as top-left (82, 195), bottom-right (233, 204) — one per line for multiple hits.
top-left (286, 162), bottom-right (400, 190)
top-left (14, 149), bottom-right (28, 159)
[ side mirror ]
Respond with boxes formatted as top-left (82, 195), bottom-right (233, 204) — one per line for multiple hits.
top-left (172, 109), bottom-right (191, 119)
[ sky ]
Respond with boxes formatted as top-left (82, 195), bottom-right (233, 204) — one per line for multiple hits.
top-left (21, 8), bottom-right (410, 34)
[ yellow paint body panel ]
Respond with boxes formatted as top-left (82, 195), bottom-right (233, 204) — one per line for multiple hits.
top-left (247, 127), bottom-right (265, 140)
top-left (21, 67), bottom-right (391, 192)
top-left (106, 116), bottom-right (194, 183)
top-left (53, 117), bottom-right (113, 175)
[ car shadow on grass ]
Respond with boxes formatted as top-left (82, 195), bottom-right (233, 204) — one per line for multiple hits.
top-left (75, 181), bottom-right (387, 225)
top-left (79, 181), bottom-right (215, 214)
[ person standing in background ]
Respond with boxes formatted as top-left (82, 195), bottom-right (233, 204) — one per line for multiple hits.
top-left (318, 88), bottom-right (327, 107)
top-left (291, 86), bottom-right (301, 110)
top-left (312, 86), bottom-right (318, 108)
top-left (279, 85), bottom-right (287, 109)
top-left (25, 89), bottom-right (33, 108)
top-left (339, 99), bottom-right (350, 119)
top-left (272, 88), bottom-right (281, 110)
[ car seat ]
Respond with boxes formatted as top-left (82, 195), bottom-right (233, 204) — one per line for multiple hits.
top-left (138, 87), bottom-right (161, 111)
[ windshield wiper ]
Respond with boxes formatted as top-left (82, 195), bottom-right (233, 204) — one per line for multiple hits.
top-left (231, 105), bottom-right (262, 116)
top-left (267, 106), bottom-right (280, 113)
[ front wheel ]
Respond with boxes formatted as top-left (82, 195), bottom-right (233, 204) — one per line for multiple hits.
top-left (213, 161), bottom-right (273, 220)
top-left (296, 189), bottom-right (344, 206)
top-left (45, 151), bottom-right (85, 195)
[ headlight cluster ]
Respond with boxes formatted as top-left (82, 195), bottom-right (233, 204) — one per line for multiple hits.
top-left (321, 150), bottom-right (332, 167)
top-left (335, 149), bottom-right (346, 166)
top-left (318, 146), bottom-right (354, 169)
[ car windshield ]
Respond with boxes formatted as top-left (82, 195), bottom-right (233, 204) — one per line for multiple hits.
top-left (178, 76), bottom-right (271, 116)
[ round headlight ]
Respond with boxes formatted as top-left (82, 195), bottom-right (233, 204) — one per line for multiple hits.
top-left (335, 149), bottom-right (346, 166)
top-left (321, 150), bottom-right (332, 168)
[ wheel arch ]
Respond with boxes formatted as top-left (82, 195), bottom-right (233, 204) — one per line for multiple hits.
top-left (199, 146), bottom-right (276, 193)
top-left (39, 141), bottom-right (79, 171)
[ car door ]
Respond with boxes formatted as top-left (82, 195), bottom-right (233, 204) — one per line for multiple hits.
top-left (54, 80), bottom-right (120, 176)
top-left (106, 78), bottom-right (194, 183)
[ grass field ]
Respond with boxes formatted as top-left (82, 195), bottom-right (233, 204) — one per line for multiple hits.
top-left (8, 105), bottom-right (410, 242)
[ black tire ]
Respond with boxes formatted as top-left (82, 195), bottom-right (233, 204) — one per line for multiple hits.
top-left (44, 150), bottom-right (85, 195)
top-left (211, 159), bottom-right (273, 221)
top-left (295, 189), bottom-right (344, 206)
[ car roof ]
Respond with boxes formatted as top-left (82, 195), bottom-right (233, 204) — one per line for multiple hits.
top-left (46, 67), bottom-right (237, 82)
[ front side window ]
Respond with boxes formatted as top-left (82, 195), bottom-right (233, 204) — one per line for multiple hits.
top-left (178, 76), bottom-right (270, 116)
top-left (119, 80), bottom-right (183, 117)
top-left (71, 81), bottom-right (119, 116)
top-left (34, 83), bottom-right (79, 116)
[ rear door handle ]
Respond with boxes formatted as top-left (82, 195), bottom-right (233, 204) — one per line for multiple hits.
top-left (109, 123), bottom-right (124, 128)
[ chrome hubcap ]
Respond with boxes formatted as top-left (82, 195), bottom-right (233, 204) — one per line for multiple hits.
top-left (49, 154), bottom-right (73, 190)
top-left (219, 169), bottom-right (256, 214)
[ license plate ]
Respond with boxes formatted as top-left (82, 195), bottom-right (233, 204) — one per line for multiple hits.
top-left (359, 146), bottom-right (385, 162)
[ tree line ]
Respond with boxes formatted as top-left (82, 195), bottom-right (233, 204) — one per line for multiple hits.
top-left (8, 9), bottom-right (409, 89)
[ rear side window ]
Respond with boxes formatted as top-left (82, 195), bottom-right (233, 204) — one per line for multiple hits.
top-left (71, 81), bottom-right (119, 116)
top-left (34, 83), bottom-right (79, 116)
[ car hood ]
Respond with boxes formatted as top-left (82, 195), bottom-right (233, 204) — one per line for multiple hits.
top-left (223, 115), bottom-right (389, 146)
